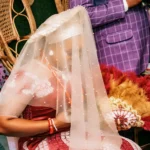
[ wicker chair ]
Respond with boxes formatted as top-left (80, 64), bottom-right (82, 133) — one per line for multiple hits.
top-left (54, 0), bottom-right (69, 13)
top-left (141, 144), bottom-right (150, 150)
top-left (0, 0), bottom-right (36, 71)
top-left (0, 0), bottom-right (36, 149)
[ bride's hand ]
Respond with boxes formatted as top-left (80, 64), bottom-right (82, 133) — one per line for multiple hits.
top-left (57, 109), bottom-right (71, 122)
top-left (53, 110), bottom-right (71, 130)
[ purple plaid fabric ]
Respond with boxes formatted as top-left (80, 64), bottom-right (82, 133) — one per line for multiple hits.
top-left (0, 63), bottom-right (9, 90)
top-left (69, 0), bottom-right (150, 74)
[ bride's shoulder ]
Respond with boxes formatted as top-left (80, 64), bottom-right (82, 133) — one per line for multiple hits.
top-left (19, 60), bottom-right (51, 79)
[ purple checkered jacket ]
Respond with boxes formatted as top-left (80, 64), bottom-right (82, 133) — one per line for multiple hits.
top-left (69, 0), bottom-right (150, 74)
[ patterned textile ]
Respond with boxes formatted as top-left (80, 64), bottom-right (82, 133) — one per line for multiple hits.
top-left (18, 106), bottom-right (138, 150)
top-left (110, 97), bottom-right (144, 131)
top-left (0, 62), bottom-right (9, 91)
top-left (0, 63), bottom-right (9, 150)
top-left (69, 0), bottom-right (150, 74)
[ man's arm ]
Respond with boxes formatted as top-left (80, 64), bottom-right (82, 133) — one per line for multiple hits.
top-left (69, 0), bottom-right (142, 28)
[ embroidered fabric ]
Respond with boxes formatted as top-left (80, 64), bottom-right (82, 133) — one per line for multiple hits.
top-left (0, 6), bottom-right (142, 150)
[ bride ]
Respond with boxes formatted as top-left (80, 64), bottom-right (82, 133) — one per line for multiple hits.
top-left (0, 6), bottom-right (141, 150)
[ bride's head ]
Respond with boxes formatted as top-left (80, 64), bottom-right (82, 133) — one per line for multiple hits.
top-left (39, 17), bottom-right (84, 71)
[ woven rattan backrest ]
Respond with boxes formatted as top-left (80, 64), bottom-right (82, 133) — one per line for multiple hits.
top-left (0, 0), bottom-right (36, 72)
top-left (55, 0), bottom-right (69, 13)
top-left (0, 31), bottom-right (14, 71)
top-left (0, 0), bottom-right (18, 43)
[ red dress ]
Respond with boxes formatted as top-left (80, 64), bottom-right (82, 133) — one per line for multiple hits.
top-left (8, 61), bottom-right (140, 150)
top-left (18, 106), bottom-right (139, 150)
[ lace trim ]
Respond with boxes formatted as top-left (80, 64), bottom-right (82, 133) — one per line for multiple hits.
top-left (110, 96), bottom-right (144, 130)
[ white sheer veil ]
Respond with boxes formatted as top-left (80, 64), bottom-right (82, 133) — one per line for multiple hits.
top-left (0, 6), bottom-right (141, 150)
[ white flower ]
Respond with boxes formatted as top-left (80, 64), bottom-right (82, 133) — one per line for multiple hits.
top-left (22, 73), bottom-right (54, 98)
top-left (22, 89), bottom-right (34, 95)
top-left (34, 80), bottom-right (54, 98)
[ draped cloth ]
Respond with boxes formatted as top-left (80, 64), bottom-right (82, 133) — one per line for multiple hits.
top-left (0, 6), bottom-right (141, 150)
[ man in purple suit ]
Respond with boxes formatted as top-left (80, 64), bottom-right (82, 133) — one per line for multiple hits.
top-left (69, 0), bottom-right (150, 75)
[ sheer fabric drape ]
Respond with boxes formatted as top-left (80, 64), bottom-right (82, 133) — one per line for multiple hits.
top-left (0, 6), bottom-right (141, 150)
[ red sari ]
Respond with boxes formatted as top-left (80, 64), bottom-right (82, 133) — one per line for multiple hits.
top-left (18, 106), bottom-right (138, 150)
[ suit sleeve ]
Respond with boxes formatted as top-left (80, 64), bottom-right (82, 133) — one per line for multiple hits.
top-left (69, 0), bottom-right (126, 28)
